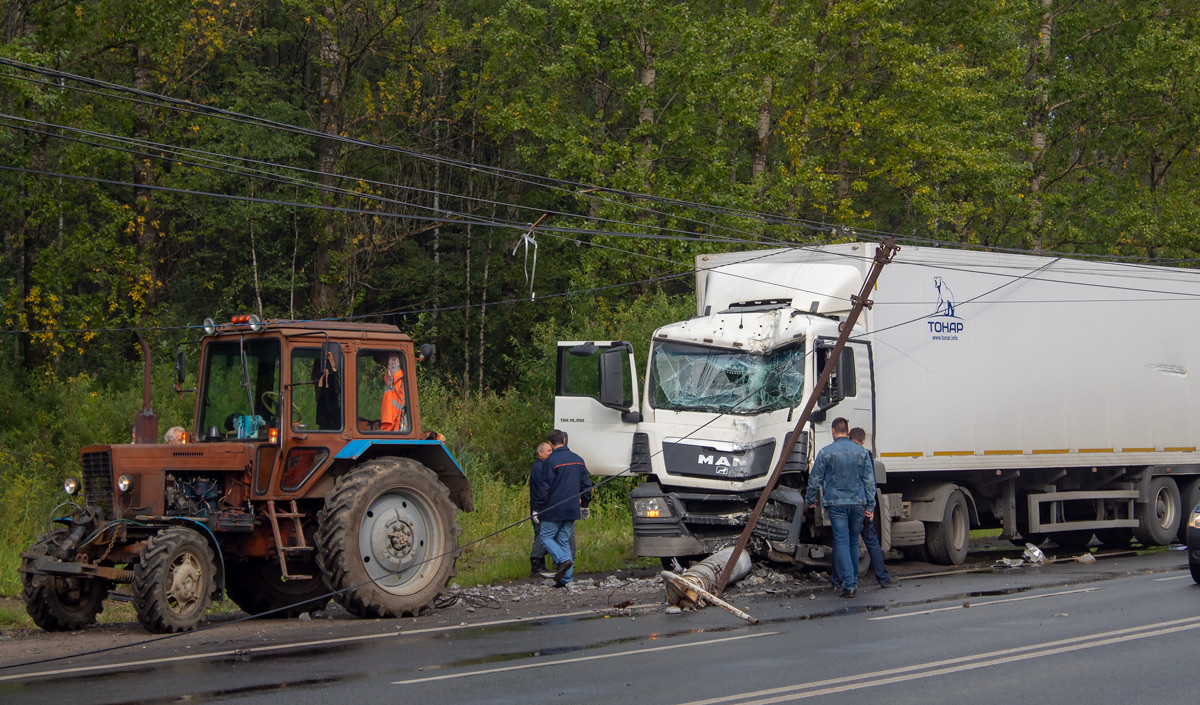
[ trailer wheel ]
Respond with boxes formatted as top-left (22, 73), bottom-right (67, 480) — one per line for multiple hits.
top-left (1177, 477), bottom-right (1200, 544)
top-left (925, 491), bottom-right (970, 565)
top-left (1135, 476), bottom-right (1181, 546)
top-left (20, 532), bottom-right (107, 631)
top-left (316, 457), bottom-right (460, 618)
top-left (132, 527), bottom-right (217, 633)
top-left (224, 558), bottom-right (330, 618)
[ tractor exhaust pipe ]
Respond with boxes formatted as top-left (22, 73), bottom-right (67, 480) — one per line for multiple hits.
top-left (133, 335), bottom-right (159, 444)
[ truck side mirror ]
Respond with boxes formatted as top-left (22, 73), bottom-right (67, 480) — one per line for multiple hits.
top-left (174, 351), bottom-right (186, 388)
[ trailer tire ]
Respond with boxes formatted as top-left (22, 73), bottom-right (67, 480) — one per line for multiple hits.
top-left (224, 558), bottom-right (331, 618)
top-left (132, 527), bottom-right (217, 633)
top-left (925, 491), bottom-right (970, 566)
top-left (1177, 477), bottom-right (1200, 544)
top-left (21, 532), bottom-right (108, 631)
top-left (1135, 476), bottom-right (1181, 546)
top-left (316, 457), bottom-right (460, 619)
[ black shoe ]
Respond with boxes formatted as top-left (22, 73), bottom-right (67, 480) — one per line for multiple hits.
top-left (879, 580), bottom-right (897, 589)
top-left (553, 580), bottom-right (568, 589)
top-left (553, 559), bottom-right (573, 583)
top-left (840, 589), bottom-right (857, 598)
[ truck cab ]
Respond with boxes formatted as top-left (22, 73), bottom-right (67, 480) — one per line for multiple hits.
top-left (556, 304), bottom-right (879, 568)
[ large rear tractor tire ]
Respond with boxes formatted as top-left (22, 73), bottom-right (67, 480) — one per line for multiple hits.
top-left (21, 532), bottom-right (108, 631)
top-left (225, 558), bottom-right (331, 618)
top-left (925, 490), bottom-right (970, 566)
top-left (132, 527), bottom-right (217, 633)
top-left (1135, 476), bottom-right (1181, 546)
top-left (316, 457), bottom-right (461, 619)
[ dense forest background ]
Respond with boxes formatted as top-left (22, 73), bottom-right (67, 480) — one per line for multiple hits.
top-left (1, 0), bottom-right (1199, 588)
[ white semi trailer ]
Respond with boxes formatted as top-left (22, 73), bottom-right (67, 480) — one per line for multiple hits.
top-left (554, 242), bottom-right (1200, 566)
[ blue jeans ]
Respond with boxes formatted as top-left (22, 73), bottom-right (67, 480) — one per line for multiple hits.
top-left (531, 520), bottom-right (576, 565)
top-left (827, 505), bottom-right (865, 592)
top-left (863, 518), bottom-right (892, 586)
top-left (538, 520), bottom-right (575, 583)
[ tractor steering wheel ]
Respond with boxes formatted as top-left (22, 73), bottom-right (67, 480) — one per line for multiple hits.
top-left (261, 391), bottom-right (301, 423)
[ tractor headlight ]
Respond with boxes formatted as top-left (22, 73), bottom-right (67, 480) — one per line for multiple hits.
top-left (63, 477), bottom-right (80, 495)
top-left (202, 317), bottom-right (216, 335)
top-left (633, 496), bottom-right (672, 519)
top-left (1189, 509), bottom-right (1200, 531)
top-left (117, 474), bottom-right (134, 493)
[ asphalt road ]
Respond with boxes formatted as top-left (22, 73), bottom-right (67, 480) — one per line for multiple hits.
top-left (2, 547), bottom-right (1195, 705)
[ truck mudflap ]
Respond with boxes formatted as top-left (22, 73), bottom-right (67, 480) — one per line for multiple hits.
top-left (335, 439), bottom-right (473, 512)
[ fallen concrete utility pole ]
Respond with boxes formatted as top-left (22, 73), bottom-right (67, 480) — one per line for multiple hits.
top-left (662, 547), bottom-right (758, 623)
top-left (714, 238), bottom-right (900, 596)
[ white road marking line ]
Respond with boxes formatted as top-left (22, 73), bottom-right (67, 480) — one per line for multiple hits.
top-left (676, 614), bottom-right (1200, 705)
top-left (392, 631), bottom-right (780, 685)
top-left (867, 587), bottom-right (1099, 620)
top-left (1152, 574), bottom-right (1191, 581)
top-left (1, 604), bottom-right (660, 683)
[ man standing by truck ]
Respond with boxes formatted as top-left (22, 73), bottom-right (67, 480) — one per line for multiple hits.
top-left (536, 429), bottom-right (592, 587)
top-left (806, 417), bottom-right (877, 598)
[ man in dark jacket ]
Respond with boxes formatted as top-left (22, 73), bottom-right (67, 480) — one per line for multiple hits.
top-left (534, 429), bottom-right (593, 587)
top-left (528, 441), bottom-right (555, 577)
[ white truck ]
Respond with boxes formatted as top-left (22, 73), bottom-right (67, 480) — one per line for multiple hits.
top-left (554, 242), bottom-right (1200, 566)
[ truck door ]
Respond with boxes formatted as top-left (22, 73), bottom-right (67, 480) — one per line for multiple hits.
top-left (554, 341), bottom-right (640, 475)
top-left (812, 338), bottom-right (875, 450)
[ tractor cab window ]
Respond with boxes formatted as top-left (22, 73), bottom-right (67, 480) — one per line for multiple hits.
top-left (199, 338), bottom-right (281, 440)
top-left (290, 345), bottom-right (344, 432)
top-left (357, 350), bottom-right (410, 434)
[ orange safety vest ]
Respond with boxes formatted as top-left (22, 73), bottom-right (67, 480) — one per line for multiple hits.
top-left (380, 367), bottom-right (405, 431)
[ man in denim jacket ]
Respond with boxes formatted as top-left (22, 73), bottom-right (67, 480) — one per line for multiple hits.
top-left (805, 417), bottom-right (876, 598)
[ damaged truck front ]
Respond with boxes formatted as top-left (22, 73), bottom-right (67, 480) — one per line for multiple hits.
top-left (555, 243), bottom-right (1200, 570)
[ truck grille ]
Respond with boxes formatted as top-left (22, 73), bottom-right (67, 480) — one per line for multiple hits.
top-left (81, 450), bottom-right (114, 518)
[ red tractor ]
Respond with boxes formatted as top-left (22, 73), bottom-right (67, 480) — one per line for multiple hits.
top-left (20, 317), bottom-right (473, 633)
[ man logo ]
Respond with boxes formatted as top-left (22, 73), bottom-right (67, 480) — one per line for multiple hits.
top-left (697, 454), bottom-right (747, 468)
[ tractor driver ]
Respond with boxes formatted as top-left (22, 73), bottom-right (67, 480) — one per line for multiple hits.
top-left (380, 353), bottom-right (406, 432)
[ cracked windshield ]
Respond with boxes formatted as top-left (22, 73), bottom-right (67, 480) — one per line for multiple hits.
top-left (649, 341), bottom-right (806, 414)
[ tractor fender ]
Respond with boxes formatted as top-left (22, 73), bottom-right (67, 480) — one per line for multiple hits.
top-left (334, 440), bottom-right (474, 512)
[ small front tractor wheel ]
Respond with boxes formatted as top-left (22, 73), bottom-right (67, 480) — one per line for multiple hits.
top-left (225, 558), bottom-right (331, 618)
top-left (21, 532), bottom-right (108, 631)
top-left (316, 457), bottom-right (461, 618)
top-left (132, 527), bottom-right (217, 633)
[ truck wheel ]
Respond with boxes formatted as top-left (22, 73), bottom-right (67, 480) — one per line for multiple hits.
top-left (20, 533), bottom-right (107, 631)
top-left (316, 457), bottom-right (460, 618)
top-left (1177, 477), bottom-right (1200, 544)
top-left (224, 558), bottom-right (331, 618)
top-left (1134, 476), bottom-right (1181, 546)
top-left (132, 527), bottom-right (217, 633)
top-left (925, 491), bottom-right (970, 566)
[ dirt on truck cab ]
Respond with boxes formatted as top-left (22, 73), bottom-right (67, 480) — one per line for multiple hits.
top-left (19, 317), bottom-right (473, 634)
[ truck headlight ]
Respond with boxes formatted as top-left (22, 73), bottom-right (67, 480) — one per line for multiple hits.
top-left (63, 477), bottom-right (80, 495)
top-left (117, 474), bottom-right (134, 492)
top-left (1189, 510), bottom-right (1200, 531)
top-left (633, 497), bottom-right (673, 519)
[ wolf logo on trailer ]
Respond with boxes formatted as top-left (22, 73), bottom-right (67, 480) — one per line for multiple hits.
top-left (928, 276), bottom-right (963, 340)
